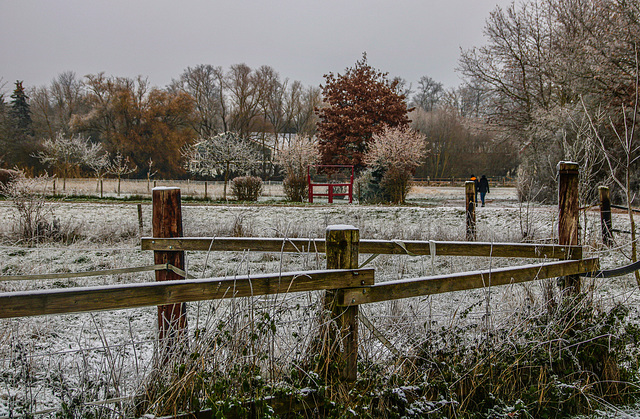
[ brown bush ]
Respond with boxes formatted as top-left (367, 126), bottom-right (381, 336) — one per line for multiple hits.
top-left (231, 176), bottom-right (263, 201)
top-left (283, 174), bottom-right (308, 202)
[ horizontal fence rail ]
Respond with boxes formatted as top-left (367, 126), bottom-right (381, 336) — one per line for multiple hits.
top-left (583, 259), bottom-right (640, 278)
top-left (610, 204), bottom-right (640, 214)
top-left (0, 257), bottom-right (603, 319)
top-left (337, 258), bottom-right (599, 306)
top-left (0, 264), bottom-right (175, 282)
top-left (141, 237), bottom-right (582, 259)
top-left (0, 268), bottom-right (374, 319)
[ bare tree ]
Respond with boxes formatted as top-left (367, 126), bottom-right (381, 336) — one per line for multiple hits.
top-left (226, 64), bottom-right (266, 139)
top-left (582, 95), bottom-right (640, 285)
top-left (146, 158), bottom-right (157, 192)
top-left (256, 66), bottom-right (288, 179)
top-left (29, 86), bottom-right (55, 140)
top-left (289, 85), bottom-right (321, 138)
top-left (410, 108), bottom-right (465, 178)
top-left (50, 71), bottom-right (84, 135)
top-left (173, 65), bottom-right (225, 138)
top-left (84, 143), bottom-right (110, 196)
top-left (411, 76), bottom-right (443, 112)
top-left (107, 151), bottom-right (137, 196)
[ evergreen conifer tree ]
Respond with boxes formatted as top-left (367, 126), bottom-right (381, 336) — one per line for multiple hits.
top-left (9, 81), bottom-right (33, 135)
top-left (0, 92), bottom-right (7, 165)
top-left (5, 81), bottom-right (37, 168)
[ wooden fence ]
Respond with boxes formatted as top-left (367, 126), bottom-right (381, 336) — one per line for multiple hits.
top-left (0, 161), bottom-right (601, 385)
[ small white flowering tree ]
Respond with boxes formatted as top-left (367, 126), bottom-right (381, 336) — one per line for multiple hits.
top-left (276, 136), bottom-right (320, 201)
top-left (362, 125), bottom-right (427, 203)
top-left (183, 132), bottom-right (260, 200)
top-left (34, 132), bottom-right (98, 191)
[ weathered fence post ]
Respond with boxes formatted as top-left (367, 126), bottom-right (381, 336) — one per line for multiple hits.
top-left (465, 181), bottom-right (476, 241)
top-left (152, 187), bottom-right (187, 354)
top-left (558, 161), bottom-right (580, 294)
top-left (324, 225), bottom-right (359, 382)
top-left (204, 181), bottom-right (208, 200)
top-left (137, 203), bottom-right (144, 238)
top-left (599, 186), bottom-right (613, 246)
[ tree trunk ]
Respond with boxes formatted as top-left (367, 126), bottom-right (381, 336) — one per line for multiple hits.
top-left (224, 162), bottom-right (230, 201)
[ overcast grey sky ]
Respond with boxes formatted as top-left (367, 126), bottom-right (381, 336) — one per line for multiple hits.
top-left (1, 0), bottom-right (513, 92)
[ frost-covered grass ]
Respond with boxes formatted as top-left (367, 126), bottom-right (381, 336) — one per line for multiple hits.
top-left (28, 177), bottom-right (286, 201)
top-left (0, 186), bottom-right (639, 417)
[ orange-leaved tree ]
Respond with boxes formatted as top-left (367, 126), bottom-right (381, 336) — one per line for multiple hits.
top-left (316, 54), bottom-right (410, 171)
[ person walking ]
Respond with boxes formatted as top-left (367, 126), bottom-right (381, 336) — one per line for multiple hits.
top-left (478, 175), bottom-right (490, 207)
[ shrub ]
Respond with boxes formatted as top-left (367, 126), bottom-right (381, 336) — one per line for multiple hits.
top-left (356, 167), bottom-right (386, 204)
top-left (356, 166), bottom-right (412, 204)
top-left (362, 125), bottom-right (426, 204)
top-left (276, 136), bottom-right (319, 202)
top-left (283, 174), bottom-right (308, 202)
top-left (1, 175), bottom-right (62, 245)
top-left (231, 176), bottom-right (263, 201)
top-left (380, 166), bottom-right (413, 204)
top-left (413, 299), bottom-right (640, 417)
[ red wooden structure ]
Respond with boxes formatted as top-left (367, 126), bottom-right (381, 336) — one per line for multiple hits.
top-left (308, 165), bottom-right (354, 203)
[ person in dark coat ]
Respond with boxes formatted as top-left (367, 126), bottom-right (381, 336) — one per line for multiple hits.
top-left (478, 175), bottom-right (490, 207)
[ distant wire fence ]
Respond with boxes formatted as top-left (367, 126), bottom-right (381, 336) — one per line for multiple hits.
top-left (35, 178), bottom-right (286, 200)
top-left (28, 176), bottom-right (518, 200)
top-left (412, 176), bottom-right (517, 187)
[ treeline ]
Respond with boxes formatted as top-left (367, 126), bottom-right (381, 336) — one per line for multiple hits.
top-left (458, 0), bottom-right (640, 203)
top-left (0, 62), bottom-right (520, 182)
top-left (0, 65), bottom-right (322, 179)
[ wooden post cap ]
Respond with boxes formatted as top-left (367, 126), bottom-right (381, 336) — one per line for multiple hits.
top-left (326, 224), bottom-right (358, 232)
top-left (557, 161), bottom-right (579, 173)
top-left (152, 186), bottom-right (180, 191)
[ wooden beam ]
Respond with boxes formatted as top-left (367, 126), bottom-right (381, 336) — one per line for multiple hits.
top-left (142, 237), bottom-right (326, 253)
top-left (558, 161), bottom-right (581, 294)
top-left (153, 186), bottom-right (187, 349)
top-left (324, 225), bottom-right (359, 382)
top-left (466, 181), bottom-right (476, 241)
top-left (0, 269), bottom-right (374, 319)
top-left (336, 258), bottom-right (599, 306)
top-left (599, 186), bottom-right (613, 246)
top-left (141, 237), bottom-right (582, 260)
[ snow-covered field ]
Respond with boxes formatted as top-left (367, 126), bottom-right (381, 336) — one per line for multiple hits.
top-left (0, 186), bottom-right (638, 417)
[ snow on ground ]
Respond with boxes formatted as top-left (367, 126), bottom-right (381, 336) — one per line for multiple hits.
top-left (0, 186), bottom-right (639, 416)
